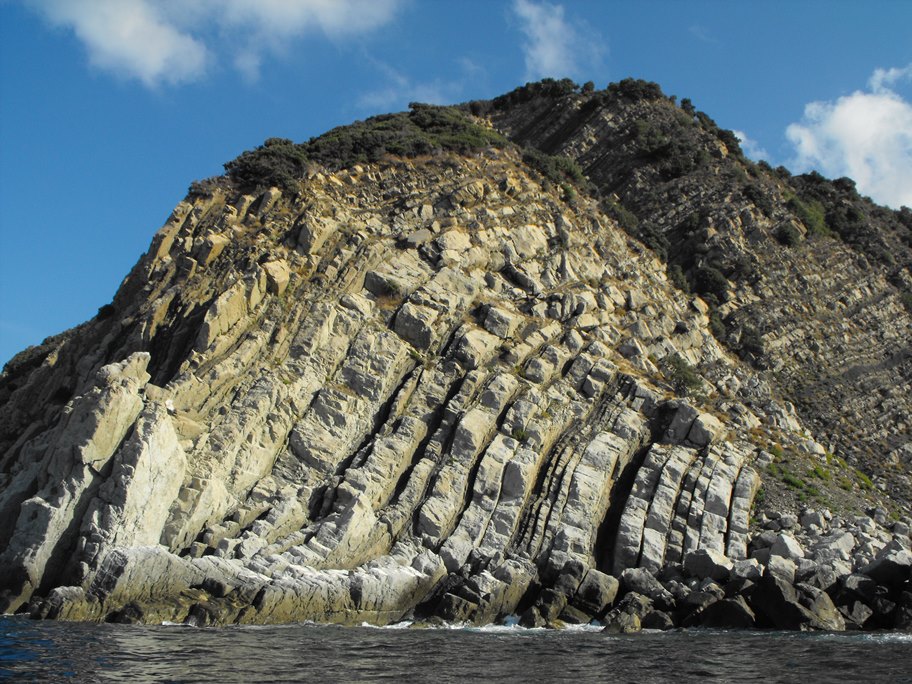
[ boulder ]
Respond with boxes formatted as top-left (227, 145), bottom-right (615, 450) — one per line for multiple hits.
top-left (800, 509), bottom-right (827, 530)
top-left (681, 590), bottom-right (720, 615)
top-left (839, 601), bottom-right (874, 629)
top-left (749, 574), bottom-right (814, 630)
top-left (537, 588), bottom-right (569, 623)
top-left (796, 583), bottom-right (845, 631)
top-left (893, 591), bottom-right (912, 630)
top-left (552, 559), bottom-right (588, 596)
top-left (571, 569), bottom-right (620, 617)
top-left (723, 576), bottom-right (755, 596)
top-left (619, 568), bottom-right (674, 609)
top-left (602, 592), bottom-right (651, 634)
top-left (861, 547), bottom-right (912, 587)
top-left (810, 531), bottom-right (855, 563)
top-left (664, 403), bottom-right (698, 443)
top-left (394, 303), bottom-right (438, 350)
top-left (483, 307), bottom-right (521, 339)
top-left (766, 555), bottom-right (797, 584)
top-left (641, 610), bottom-right (675, 630)
top-left (770, 533), bottom-right (805, 561)
top-left (262, 259), bottom-right (290, 295)
top-left (839, 573), bottom-right (877, 604)
top-left (602, 610), bottom-right (641, 634)
top-left (695, 596), bottom-right (756, 629)
top-left (558, 604), bottom-right (594, 625)
top-left (731, 558), bottom-right (762, 582)
top-left (687, 413), bottom-right (723, 448)
top-left (683, 549), bottom-right (733, 582)
top-left (798, 564), bottom-right (842, 593)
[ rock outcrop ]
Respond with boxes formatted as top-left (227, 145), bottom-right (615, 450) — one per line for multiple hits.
top-left (1, 81), bottom-right (909, 628)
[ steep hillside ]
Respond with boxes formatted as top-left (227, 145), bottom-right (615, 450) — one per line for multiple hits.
top-left (0, 86), bottom-right (909, 630)
top-left (483, 79), bottom-right (912, 501)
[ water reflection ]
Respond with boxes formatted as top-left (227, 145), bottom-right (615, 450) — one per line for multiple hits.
top-left (2, 617), bottom-right (912, 683)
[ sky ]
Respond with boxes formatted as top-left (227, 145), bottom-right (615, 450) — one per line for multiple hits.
top-left (1, 0), bottom-right (910, 367)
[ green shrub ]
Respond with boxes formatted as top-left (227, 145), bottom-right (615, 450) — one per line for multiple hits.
top-left (665, 354), bottom-right (702, 395)
top-left (716, 128), bottom-right (743, 157)
top-left (693, 266), bottom-right (729, 301)
top-left (786, 195), bottom-right (830, 237)
top-left (225, 104), bottom-right (509, 191)
top-left (708, 309), bottom-right (726, 340)
top-left (634, 120), bottom-right (671, 156)
top-left (511, 427), bottom-right (529, 442)
top-left (667, 264), bottom-right (690, 292)
top-left (811, 464), bottom-right (832, 481)
top-left (607, 78), bottom-right (665, 102)
top-left (560, 183), bottom-right (577, 203)
top-left (776, 223), bottom-right (802, 247)
top-left (96, 303), bottom-right (116, 319)
top-left (491, 78), bottom-right (580, 109)
top-left (603, 198), bottom-right (640, 232)
top-left (743, 181), bottom-right (775, 216)
top-left (900, 291), bottom-right (912, 314)
top-left (224, 137), bottom-right (309, 193)
top-left (739, 325), bottom-right (765, 357)
top-left (522, 148), bottom-right (588, 187)
top-left (782, 471), bottom-right (806, 490)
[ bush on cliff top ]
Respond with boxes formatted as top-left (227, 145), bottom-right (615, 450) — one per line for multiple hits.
top-left (522, 148), bottom-right (589, 189)
top-left (224, 103), bottom-right (509, 192)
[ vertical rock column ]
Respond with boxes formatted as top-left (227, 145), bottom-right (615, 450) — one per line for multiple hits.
top-left (0, 353), bottom-right (150, 613)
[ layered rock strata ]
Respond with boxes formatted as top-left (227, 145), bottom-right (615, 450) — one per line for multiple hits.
top-left (485, 82), bottom-right (912, 498)
top-left (1, 151), bottom-right (774, 625)
top-left (1, 82), bottom-right (908, 628)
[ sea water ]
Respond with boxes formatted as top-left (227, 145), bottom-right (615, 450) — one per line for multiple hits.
top-left (2, 615), bottom-right (911, 682)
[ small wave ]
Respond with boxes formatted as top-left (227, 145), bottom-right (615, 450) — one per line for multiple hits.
top-left (359, 621), bottom-right (414, 630)
top-left (383, 621), bottom-right (413, 629)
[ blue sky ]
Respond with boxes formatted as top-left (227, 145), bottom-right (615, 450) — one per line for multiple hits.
top-left (1, 0), bottom-right (910, 367)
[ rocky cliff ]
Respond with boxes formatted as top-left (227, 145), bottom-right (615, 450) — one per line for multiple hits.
top-left (1, 80), bottom-right (910, 629)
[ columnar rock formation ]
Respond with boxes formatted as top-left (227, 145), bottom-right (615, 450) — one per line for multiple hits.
top-left (0, 81), bottom-right (908, 627)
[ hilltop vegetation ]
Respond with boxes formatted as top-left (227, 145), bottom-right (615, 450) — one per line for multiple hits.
top-left (223, 103), bottom-right (509, 192)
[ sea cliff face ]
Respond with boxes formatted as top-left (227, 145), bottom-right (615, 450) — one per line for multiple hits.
top-left (1, 80), bottom-right (910, 629)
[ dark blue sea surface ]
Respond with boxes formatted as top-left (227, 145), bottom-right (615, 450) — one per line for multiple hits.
top-left (2, 615), bottom-right (911, 683)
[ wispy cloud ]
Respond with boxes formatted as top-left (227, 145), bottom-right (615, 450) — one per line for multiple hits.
top-left (733, 130), bottom-right (768, 161)
top-left (358, 58), bottom-right (485, 112)
top-left (511, 0), bottom-right (605, 81)
top-left (868, 64), bottom-right (912, 94)
top-left (786, 63), bottom-right (912, 209)
top-left (688, 25), bottom-right (716, 44)
top-left (23, 0), bottom-right (403, 87)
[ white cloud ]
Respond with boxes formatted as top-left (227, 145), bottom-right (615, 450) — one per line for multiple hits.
top-left (786, 64), bottom-right (912, 209)
top-left (24, 0), bottom-right (402, 87)
top-left (26, 0), bottom-right (208, 87)
top-left (512, 0), bottom-right (604, 80)
top-left (733, 130), bottom-right (768, 161)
